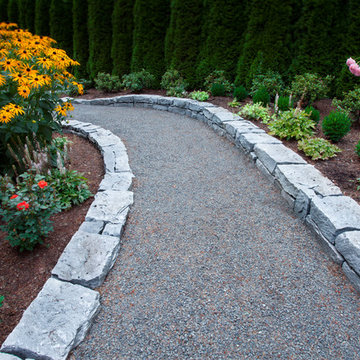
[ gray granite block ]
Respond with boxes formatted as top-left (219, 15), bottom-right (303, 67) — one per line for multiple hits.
top-left (342, 262), bottom-right (360, 293)
top-left (335, 231), bottom-right (360, 276)
top-left (133, 95), bottom-right (159, 104)
top-left (88, 129), bottom-right (120, 148)
top-left (212, 111), bottom-right (240, 124)
top-left (86, 190), bottom-right (133, 223)
top-left (202, 106), bottom-right (222, 121)
top-left (254, 143), bottom-right (307, 174)
top-left (98, 172), bottom-right (133, 191)
top-left (237, 133), bottom-right (282, 153)
top-left (1, 278), bottom-right (100, 360)
top-left (172, 98), bottom-right (188, 108)
top-left (78, 220), bottom-right (105, 234)
top-left (294, 186), bottom-right (317, 220)
top-left (168, 106), bottom-right (187, 115)
top-left (225, 120), bottom-right (265, 138)
top-left (255, 159), bottom-right (275, 184)
top-left (113, 95), bottom-right (134, 103)
top-left (157, 97), bottom-right (174, 106)
top-left (274, 164), bottom-right (342, 199)
top-left (115, 151), bottom-right (131, 172)
top-left (52, 231), bottom-right (121, 288)
top-left (309, 196), bottom-right (360, 244)
top-left (152, 104), bottom-right (169, 111)
top-left (0, 354), bottom-right (22, 360)
top-left (102, 208), bottom-right (130, 237)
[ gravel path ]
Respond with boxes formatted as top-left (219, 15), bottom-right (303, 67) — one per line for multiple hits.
top-left (69, 105), bottom-right (360, 359)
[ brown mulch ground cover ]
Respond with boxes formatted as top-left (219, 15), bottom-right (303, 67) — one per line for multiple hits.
top-left (0, 132), bottom-right (104, 344)
top-left (1, 88), bottom-right (359, 345)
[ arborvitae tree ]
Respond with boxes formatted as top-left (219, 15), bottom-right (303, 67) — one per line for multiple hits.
top-left (25, 0), bottom-right (35, 32)
top-left (131, 0), bottom-right (170, 84)
top-left (196, 0), bottom-right (248, 83)
top-left (7, 0), bottom-right (18, 24)
top-left (87, 0), bottom-right (114, 79)
top-left (335, 0), bottom-right (360, 96)
top-left (73, 0), bottom-right (89, 79)
top-left (291, 0), bottom-right (347, 79)
top-left (17, 0), bottom-right (26, 29)
top-left (235, 0), bottom-right (295, 88)
top-left (112, 0), bottom-right (135, 77)
top-left (35, 0), bottom-right (50, 36)
top-left (165, 0), bottom-right (203, 88)
top-left (0, 0), bottom-right (8, 22)
top-left (50, 0), bottom-right (73, 56)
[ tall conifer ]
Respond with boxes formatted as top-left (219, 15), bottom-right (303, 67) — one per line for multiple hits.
top-left (112, 0), bottom-right (135, 77)
top-left (35, 0), bottom-right (50, 36)
top-left (87, 0), bottom-right (114, 79)
top-left (0, 0), bottom-right (8, 22)
top-left (73, 0), bottom-right (89, 78)
top-left (131, 0), bottom-right (170, 84)
top-left (7, 0), bottom-right (18, 24)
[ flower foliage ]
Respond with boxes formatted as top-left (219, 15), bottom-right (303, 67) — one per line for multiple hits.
top-left (0, 22), bottom-right (82, 172)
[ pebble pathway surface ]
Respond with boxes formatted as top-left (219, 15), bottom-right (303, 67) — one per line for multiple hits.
top-left (69, 105), bottom-right (360, 359)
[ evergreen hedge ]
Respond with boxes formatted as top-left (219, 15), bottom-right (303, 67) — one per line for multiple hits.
top-left (131, 0), bottom-right (170, 84)
top-left (112, 0), bottom-right (135, 77)
top-left (50, 0), bottom-right (73, 56)
top-left (87, 0), bottom-right (114, 79)
top-left (0, 0), bottom-right (8, 22)
top-left (35, 0), bottom-right (50, 36)
top-left (73, 0), bottom-right (89, 79)
top-left (7, 0), bottom-right (19, 24)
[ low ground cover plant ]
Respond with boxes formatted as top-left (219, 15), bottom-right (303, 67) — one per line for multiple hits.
top-left (298, 137), bottom-right (341, 160)
top-left (189, 91), bottom-right (209, 101)
top-left (238, 103), bottom-right (271, 123)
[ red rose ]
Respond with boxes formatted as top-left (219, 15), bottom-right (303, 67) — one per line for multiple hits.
top-left (16, 201), bottom-right (29, 211)
top-left (10, 194), bottom-right (18, 199)
top-left (38, 180), bottom-right (48, 189)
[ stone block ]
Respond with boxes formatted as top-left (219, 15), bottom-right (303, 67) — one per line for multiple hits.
top-left (0, 354), bottom-right (22, 360)
top-left (98, 172), bottom-right (133, 191)
top-left (1, 278), bottom-right (100, 360)
top-left (212, 111), bottom-right (240, 124)
top-left (157, 97), bottom-right (173, 106)
top-left (89, 130), bottom-right (120, 148)
top-left (309, 196), bottom-right (360, 244)
top-left (115, 151), bottom-right (131, 172)
top-left (293, 186), bottom-right (317, 220)
top-left (133, 95), bottom-right (158, 104)
top-left (113, 95), bottom-right (134, 103)
top-left (335, 231), bottom-right (360, 276)
top-left (237, 133), bottom-right (282, 153)
top-left (225, 120), bottom-right (265, 138)
top-left (78, 220), bottom-right (105, 234)
top-left (85, 190), bottom-right (133, 223)
top-left (152, 104), bottom-right (169, 111)
top-left (274, 164), bottom-right (342, 199)
top-left (168, 106), bottom-right (187, 115)
top-left (172, 98), bottom-right (188, 108)
top-left (342, 262), bottom-right (360, 293)
top-left (254, 143), bottom-right (307, 174)
top-left (102, 208), bottom-right (129, 237)
top-left (52, 231), bottom-right (121, 288)
top-left (202, 106), bottom-right (222, 121)
top-left (255, 159), bottom-right (275, 184)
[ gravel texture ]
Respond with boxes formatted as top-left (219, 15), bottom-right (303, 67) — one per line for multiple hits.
top-left (69, 105), bottom-right (360, 359)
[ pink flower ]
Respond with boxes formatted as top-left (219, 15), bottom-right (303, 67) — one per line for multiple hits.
top-left (346, 57), bottom-right (356, 67)
top-left (349, 63), bottom-right (360, 76)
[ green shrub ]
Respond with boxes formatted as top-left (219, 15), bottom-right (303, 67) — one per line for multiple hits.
top-left (189, 91), bottom-right (209, 101)
top-left (94, 72), bottom-right (122, 92)
top-left (204, 70), bottom-right (232, 93)
top-left (228, 99), bottom-right (242, 108)
top-left (238, 103), bottom-right (271, 123)
top-left (356, 140), bottom-right (360, 157)
top-left (277, 96), bottom-right (294, 111)
top-left (290, 73), bottom-right (333, 106)
top-left (322, 111), bottom-right (351, 142)
top-left (268, 109), bottom-right (315, 140)
top-left (251, 70), bottom-right (284, 99)
top-left (121, 69), bottom-right (155, 92)
top-left (48, 169), bottom-right (92, 210)
top-left (253, 87), bottom-right (270, 106)
top-left (211, 83), bottom-right (226, 97)
top-left (160, 69), bottom-right (188, 97)
top-left (304, 105), bottom-right (320, 124)
top-left (298, 137), bottom-right (341, 160)
top-left (233, 86), bottom-right (248, 101)
top-left (332, 87), bottom-right (360, 122)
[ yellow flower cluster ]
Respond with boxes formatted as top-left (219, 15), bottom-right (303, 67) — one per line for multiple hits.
top-left (0, 22), bottom-right (83, 123)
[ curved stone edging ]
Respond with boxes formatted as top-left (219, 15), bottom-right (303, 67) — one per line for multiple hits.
top-left (69, 94), bottom-right (360, 293)
top-left (0, 122), bottom-right (134, 360)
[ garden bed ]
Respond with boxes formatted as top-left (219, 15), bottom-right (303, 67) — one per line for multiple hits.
top-left (0, 132), bottom-right (104, 345)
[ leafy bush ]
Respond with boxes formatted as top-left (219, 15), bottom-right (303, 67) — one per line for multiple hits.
top-left (204, 70), bottom-right (232, 93)
top-left (189, 91), bottom-right (209, 101)
top-left (48, 169), bottom-right (92, 210)
top-left (0, 172), bottom-right (61, 251)
top-left (277, 96), bottom-right (294, 111)
top-left (0, 22), bottom-right (82, 174)
top-left (211, 83), bottom-right (226, 97)
top-left (298, 137), bottom-right (341, 160)
top-left (268, 108), bottom-right (315, 140)
top-left (94, 72), bottom-right (122, 92)
top-left (304, 105), bottom-right (320, 124)
top-left (228, 99), bottom-right (242, 108)
top-left (332, 87), bottom-right (360, 122)
top-left (121, 69), bottom-right (155, 92)
top-left (290, 73), bottom-right (333, 106)
top-left (238, 103), bottom-right (271, 123)
top-left (356, 140), bottom-right (360, 157)
top-left (252, 87), bottom-right (270, 106)
top-left (161, 70), bottom-right (188, 97)
top-left (322, 111), bottom-right (351, 142)
top-left (251, 70), bottom-right (284, 99)
top-left (233, 86), bottom-right (248, 101)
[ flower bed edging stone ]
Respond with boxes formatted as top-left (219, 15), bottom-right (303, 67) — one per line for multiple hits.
top-left (70, 94), bottom-right (360, 293)
top-left (0, 122), bottom-right (134, 360)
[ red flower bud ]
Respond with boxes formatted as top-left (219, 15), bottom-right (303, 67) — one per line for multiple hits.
top-left (10, 194), bottom-right (18, 199)
top-left (38, 180), bottom-right (48, 189)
